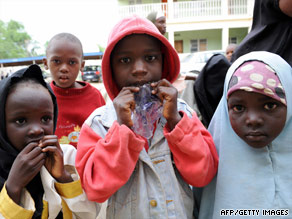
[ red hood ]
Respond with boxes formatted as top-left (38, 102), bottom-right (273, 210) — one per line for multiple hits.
top-left (102, 15), bottom-right (180, 100)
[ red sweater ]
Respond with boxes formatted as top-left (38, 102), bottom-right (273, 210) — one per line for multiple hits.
top-left (50, 81), bottom-right (105, 148)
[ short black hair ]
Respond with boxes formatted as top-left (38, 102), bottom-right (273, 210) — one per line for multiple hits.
top-left (46, 32), bottom-right (84, 58)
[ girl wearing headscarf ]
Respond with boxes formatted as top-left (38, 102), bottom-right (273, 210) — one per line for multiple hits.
top-left (0, 65), bottom-right (99, 219)
top-left (198, 51), bottom-right (292, 218)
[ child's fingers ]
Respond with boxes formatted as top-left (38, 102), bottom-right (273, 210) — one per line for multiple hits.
top-left (39, 139), bottom-right (59, 148)
top-left (120, 86), bottom-right (140, 94)
top-left (41, 146), bottom-right (58, 153)
top-left (126, 86), bottom-right (140, 93)
top-left (21, 142), bottom-right (39, 153)
top-left (153, 79), bottom-right (172, 88)
top-left (114, 87), bottom-right (141, 127)
top-left (20, 146), bottom-right (47, 165)
top-left (11, 147), bottom-right (46, 186)
top-left (151, 79), bottom-right (173, 95)
top-left (39, 135), bottom-right (60, 149)
top-left (20, 142), bottom-right (46, 159)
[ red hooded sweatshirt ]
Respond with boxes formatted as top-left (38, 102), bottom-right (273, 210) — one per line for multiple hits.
top-left (76, 15), bottom-right (218, 205)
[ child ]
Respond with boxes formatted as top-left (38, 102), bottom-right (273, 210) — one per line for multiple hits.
top-left (0, 65), bottom-right (100, 218)
top-left (198, 51), bottom-right (292, 218)
top-left (76, 15), bottom-right (218, 218)
top-left (225, 43), bottom-right (237, 62)
top-left (43, 33), bottom-right (105, 148)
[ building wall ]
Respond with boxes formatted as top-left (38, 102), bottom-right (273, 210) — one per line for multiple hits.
top-left (119, 0), bottom-right (161, 5)
top-left (229, 27), bottom-right (248, 44)
top-left (117, 0), bottom-right (253, 53)
top-left (173, 27), bottom-right (248, 53)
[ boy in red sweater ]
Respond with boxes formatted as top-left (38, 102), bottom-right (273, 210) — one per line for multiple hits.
top-left (43, 33), bottom-right (105, 148)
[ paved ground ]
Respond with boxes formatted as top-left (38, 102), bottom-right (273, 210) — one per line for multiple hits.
top-left (90, 81), bottom-right (111, 103)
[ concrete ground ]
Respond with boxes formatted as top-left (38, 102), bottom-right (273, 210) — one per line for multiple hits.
top-left (90, 81), bottom-right (111, 103)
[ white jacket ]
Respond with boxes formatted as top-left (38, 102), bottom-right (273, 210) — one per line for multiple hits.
top-left (0, 144), bottom-right (100, 219)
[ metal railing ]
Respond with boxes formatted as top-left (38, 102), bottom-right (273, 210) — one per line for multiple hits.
top-left (118, 0), bottom-right (254, 20)
top-left (118, 3), bottom-right (168, 19)
top-left (173, 0), bottom-right (222, 19)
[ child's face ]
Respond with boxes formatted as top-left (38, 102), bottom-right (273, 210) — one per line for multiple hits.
top-left (44, 39), bottom-right (85, 88)
top-left (226, 48), bottom-right (234, 62)
top-left (111, 34), bottom-right (163, 89)
top-left (228, 90), bottom-right (287, 148)
top-left (5, 83), bottom-right (54, 151)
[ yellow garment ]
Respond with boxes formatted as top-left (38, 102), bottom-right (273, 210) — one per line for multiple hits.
top-left (0, 144), bottom-right (100, 219)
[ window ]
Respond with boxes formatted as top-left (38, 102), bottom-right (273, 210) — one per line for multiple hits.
top-left (190, 39), bottom-right (207, 52)
top-left (190, 40), bottom-right (198, 53)
top-left (229, 37), bottom-right (237, 44)
top-left (199, 39), bottom-right (207, 51)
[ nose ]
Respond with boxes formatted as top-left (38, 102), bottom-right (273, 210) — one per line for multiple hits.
top-left (245, 110), bottom-right (264, 127)
top-left (28, 123), bottom-right (44, 138)
top-left (132, 59), bottom-right (147, 76)
top-left (60, 63), bottom-right (69, 73)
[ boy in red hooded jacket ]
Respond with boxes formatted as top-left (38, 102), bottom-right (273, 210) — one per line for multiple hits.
top-left (76, 15), bottom-right (218, 218)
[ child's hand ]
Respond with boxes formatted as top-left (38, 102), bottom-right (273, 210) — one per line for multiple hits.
top-left (151, 79), bottom-right (181, 130)
top-left (39, 135), bottom-right (72, 183)
top-left (6, 142), bottom-right (46, 204)
top-left (113, 86), bottom-right (139, 128)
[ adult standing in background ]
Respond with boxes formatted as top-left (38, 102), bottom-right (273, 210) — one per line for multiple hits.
top-left (147, 11), bottom-right (167, 35)
top-left (231, 0), bottom-right (292, 66)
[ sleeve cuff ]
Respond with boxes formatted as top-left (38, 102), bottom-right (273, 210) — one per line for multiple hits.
top-left (0, 183), bottom-right (34, 219)
top-left (164, 111), bottom-right (192, 142)
top-left (55, 179), bottom-right (83, 199)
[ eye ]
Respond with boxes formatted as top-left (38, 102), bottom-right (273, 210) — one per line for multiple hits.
top-left (264, 102), bottom-right (278, 110)
top-left (120, 57), bottom-right (130, 64)
top-left (15, 118), bottom-right (26, 125)
top-left (52, 59), bottom-right (60, 64)
top-left (41, 115), bottom-right (52, 124)
top-left (232, 105), bottom-right (245, 113)
top-left (69, 60), bottom-right (77, 65)
top-left (145, 55), bottom-right (156, 62)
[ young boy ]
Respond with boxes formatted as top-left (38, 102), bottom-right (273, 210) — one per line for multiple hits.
top-left (0, 65), bottom-right (99, 218)
top-left (43, 33), bottom-right (105, 148)
top-left (76, 15), bottom-right (218, 218)
top-left (225, 43), bottom-right (237, 62)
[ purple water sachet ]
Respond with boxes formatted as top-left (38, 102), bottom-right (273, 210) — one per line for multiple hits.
top-left (132, 83), bottom-right (163, 139)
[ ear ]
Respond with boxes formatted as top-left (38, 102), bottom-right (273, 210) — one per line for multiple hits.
top-left (80, 60), bottom-right (85, 71)
top-left (43, 58), bottom-right (49, 70)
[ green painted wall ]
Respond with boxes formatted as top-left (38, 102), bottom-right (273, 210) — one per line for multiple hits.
top-left (174, 29), bottom-right (221, 53)
top-left (174, 27), bottom-right (248, 53)
top-left (229, 27), bottom-right (248, 44)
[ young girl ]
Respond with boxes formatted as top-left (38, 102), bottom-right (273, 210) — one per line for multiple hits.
top-left (198, 51), bottom-right (292, 218)
top-left (0, 65), bottom-right (99, 218)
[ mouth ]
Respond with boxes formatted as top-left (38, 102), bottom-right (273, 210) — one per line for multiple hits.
top-left (132, 80), bottom-right (149, 87)
top-left (59, 75), bottom-right (69, 82)
top-left (245, 131), bottom-right (266, 141)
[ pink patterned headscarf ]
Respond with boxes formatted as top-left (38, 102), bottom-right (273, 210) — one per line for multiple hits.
top-left (227, 60), bottom-right (286, 105)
